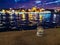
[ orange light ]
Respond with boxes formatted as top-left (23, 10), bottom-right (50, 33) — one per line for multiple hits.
top-left (32, 7), bottom-right (36, 12)
top-left (39, 8), bottom-right (45, 12)
top-left (21, 10), bottom-right (25, 12)
top-left (28, 9), bottom-right (31, 12)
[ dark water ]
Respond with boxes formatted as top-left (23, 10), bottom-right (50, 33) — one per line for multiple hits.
top-left (0, 12), bottom-right (60, 31)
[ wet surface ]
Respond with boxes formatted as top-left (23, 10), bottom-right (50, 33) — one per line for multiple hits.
top-left (0, 28), bottom-right (60, 45)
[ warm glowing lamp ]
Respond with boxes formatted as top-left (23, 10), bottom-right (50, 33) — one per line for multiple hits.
top-left (28, 9), bottom-right (31, 12)
top-left (32, 7), bottom-right (36, 12)
top-left (21, 9), bottom-right (25, 12)
top-left (40, 8), bottom-right (45, 12)
top-left (2, 9), bottom-right (5, 13)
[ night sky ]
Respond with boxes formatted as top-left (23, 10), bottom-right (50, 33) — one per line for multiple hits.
top-left (0, 0), bottom-right (60, 9)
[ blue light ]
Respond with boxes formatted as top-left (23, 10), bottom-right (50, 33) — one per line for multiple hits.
top-left (45, 0), bottom-right (60, 5)
top-left (35, 1), bottom-right (41, 4)
top-left (15, 0), bottom-right (20, 2)
top-left (14, 0), bottom-right (28, 2)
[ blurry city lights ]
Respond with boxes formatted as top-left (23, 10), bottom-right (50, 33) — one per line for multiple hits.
top-left (32, 7), bottom-right (37, 11)
top-left (15, 11), bottom-right (19, 15)
top-left (2, 9), bottom-right (5, 13)
top-left (39, 8), bottom-right (45, 12)
top-left (21, 10), bottom-right (25, 12)
top-left (28, 9), bottom-right (31, 12)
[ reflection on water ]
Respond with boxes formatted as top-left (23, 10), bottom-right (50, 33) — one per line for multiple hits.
top-left (0, 11), bottom-right (60, 31)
